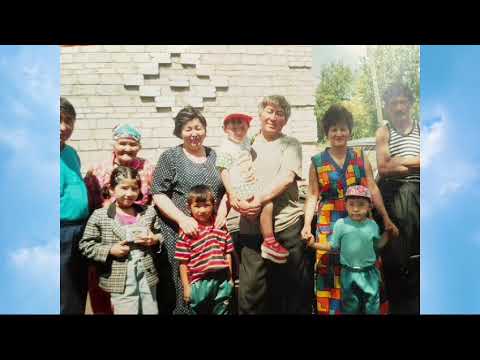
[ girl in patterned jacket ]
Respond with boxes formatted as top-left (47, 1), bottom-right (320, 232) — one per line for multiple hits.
top-left (79, 166), bottom-right (163, 314)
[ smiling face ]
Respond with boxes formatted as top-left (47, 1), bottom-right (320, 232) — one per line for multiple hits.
top-left (112, 178), bottom-right (140, 209)
top-left (113, 138), bottom-right (141, 165)
top-left (345, 197), bottom-right (371, 222)
top-left (60, 112), bottom-right (75, 148)
top-left (181, 118), bottom-right (206, 152)
top-left (326, 122), bottom-right (351, 148)
top-left (259, 104), bottom-right (287, 138)
top-left (224, 119), bottom-right (249, 143)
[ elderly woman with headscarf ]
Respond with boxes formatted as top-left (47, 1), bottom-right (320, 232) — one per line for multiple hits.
top-left (84, 123), bottom-right (155, 314)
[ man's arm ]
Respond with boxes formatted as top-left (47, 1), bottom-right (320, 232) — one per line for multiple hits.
top-left (258, 170), bottom-right (297, 205)
top-left (376, 126), bottom-right (420, 178)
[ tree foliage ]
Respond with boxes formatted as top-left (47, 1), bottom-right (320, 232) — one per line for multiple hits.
top-left (314, 45), bottom-right (420, 142)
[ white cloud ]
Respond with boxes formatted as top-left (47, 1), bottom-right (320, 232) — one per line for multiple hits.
top-left (421, 106), bottom-right (480, 218)
top-left (421, 120), bottom-right (445, 168)
top-left (9, 238), bottom-right (59, 284)
top-left (5, 46), bottom-right (59, 116)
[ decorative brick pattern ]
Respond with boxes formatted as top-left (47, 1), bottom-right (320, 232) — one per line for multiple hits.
top-left (61, 45), bottom-right (316, 177)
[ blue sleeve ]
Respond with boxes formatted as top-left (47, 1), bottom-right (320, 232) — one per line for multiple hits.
top-left (329, 219), bottom-right (343, 249)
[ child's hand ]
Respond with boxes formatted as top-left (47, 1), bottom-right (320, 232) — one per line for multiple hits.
top-left (183, 284), bottom-right (192, 304)
top-left (383, 218), bottom-right (399, 238)
top-left (110, 240), bottom-right (130, 258)
top-left (135, 232), bottom-right (163, 247)
top-left (305, 234), bottom-right (316, 248)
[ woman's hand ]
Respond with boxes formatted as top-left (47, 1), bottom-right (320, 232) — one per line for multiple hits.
top-left (305, 235), bottom-right (316, 248)
top-left (383, 217), bottom-right (399, 238)
top-left (179, 215), bottom-right (199, 237)
top-left (109, 241), bottom-right (130, 258)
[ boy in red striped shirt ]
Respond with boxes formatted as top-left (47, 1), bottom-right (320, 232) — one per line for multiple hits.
top-left (175, 185), bottom-right (234, 314)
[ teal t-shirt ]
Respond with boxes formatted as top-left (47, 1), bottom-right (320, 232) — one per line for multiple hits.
top-left (60, 145), bottom-right (89, 222)
top-left (329, 217), bottom-right (380, 269)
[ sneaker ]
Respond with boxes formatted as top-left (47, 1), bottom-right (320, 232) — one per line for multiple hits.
top-left (261, 238), bottom-right (289, 258)
top-left (261, 250), bottom-right (288, 264)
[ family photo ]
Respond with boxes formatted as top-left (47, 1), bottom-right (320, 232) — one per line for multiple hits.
top-left (60, 45), bottom-right (420, 315)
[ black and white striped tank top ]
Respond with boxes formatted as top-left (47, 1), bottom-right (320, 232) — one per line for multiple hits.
top-left (388, 121), bottom-right (420, 182)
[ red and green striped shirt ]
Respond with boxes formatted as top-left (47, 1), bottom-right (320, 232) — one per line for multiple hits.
top-left (175, 224), bottom-right (233, 284)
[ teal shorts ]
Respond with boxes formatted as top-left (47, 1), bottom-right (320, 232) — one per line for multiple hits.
top-left (190, 271), bottom-right (233, 315)
top-left (341, 265), bottom-right (380, 315)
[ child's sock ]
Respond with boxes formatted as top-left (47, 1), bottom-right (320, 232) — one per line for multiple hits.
top-left (263, 234), bottom-right (276, 243)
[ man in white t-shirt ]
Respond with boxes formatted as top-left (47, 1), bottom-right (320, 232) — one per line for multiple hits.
top-left (226, 96), bottom-right (312, 314)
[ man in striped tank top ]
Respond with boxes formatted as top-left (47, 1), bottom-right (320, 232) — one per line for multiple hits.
top-left (375, 83), bottom-right (420, 314)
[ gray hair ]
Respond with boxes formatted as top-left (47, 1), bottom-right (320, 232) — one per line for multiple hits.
top-left (258, 95), bottom-right (291, 120)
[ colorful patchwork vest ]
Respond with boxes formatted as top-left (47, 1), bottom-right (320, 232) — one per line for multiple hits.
top-left (312, 147), bottom-right (368, 242)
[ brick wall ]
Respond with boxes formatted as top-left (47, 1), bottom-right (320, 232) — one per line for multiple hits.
top-left (61, 45), bottom-right (317, 178)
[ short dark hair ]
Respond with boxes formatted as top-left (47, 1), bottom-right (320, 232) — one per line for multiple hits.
top-left (109, 166), bottom-right (143, 201)
top-left (173, 106), bottom-right (207, 138)
top-left (321, 104), bottom-right (354, 136)
top-left (187, 184), bottom-right (215, 207)
top-left (60, 97), bottom-right (76, 121)
top-left (382, 82), bottom-right (414, 105)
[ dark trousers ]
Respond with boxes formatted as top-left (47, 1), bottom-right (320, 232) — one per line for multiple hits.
top-left (60, 221), bottom-right (88, 314)
top-left (230, 231), bottom-right (242, 315)
top-left (377, 180), bottom-right (420, 314)
top-left (238, 219), bottom-right (313, 314)
top-left (383, 258), bottom-right (420, 314)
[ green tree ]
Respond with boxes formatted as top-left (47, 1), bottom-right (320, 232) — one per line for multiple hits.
top-left (314, 62), bottom-right (353, 141)
top-left (314, 46), bottom-right (419, 143)
top-left (357, 45), bottom-right (420, 129)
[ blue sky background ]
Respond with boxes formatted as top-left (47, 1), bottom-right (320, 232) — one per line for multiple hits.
top-left (0, 45), bottom-right (59, 314)
top-left (421, 45), bottom-right (480, 314)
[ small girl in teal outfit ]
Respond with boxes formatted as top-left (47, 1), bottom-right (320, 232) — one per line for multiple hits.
top-left (304, 185), bottom-right (396, 314)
